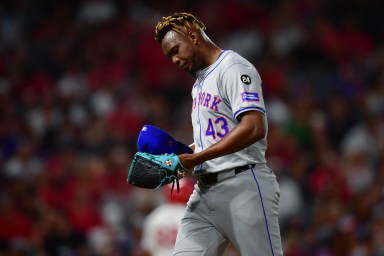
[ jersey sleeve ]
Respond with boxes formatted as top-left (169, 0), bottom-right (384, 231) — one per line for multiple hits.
top-left (220, 62), bottom-right (266, 121)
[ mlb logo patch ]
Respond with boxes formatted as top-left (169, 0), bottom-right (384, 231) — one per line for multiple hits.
top-left (241, 92), bottom-right (259, 102)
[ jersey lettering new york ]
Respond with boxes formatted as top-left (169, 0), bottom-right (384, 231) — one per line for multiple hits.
top-left (192, 92), bottom-right (222, 112)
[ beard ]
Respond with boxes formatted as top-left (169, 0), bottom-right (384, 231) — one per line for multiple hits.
top-left (188, 53), bottom-right (200, 77)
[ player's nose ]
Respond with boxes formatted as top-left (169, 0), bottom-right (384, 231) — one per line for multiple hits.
top-left (172, 56), bottom-right (181, 66)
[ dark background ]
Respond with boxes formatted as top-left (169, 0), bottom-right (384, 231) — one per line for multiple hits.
top-left (0, 0), bottom-right (383, 255)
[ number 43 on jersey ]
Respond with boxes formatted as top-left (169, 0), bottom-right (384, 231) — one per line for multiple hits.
top-left (205, 116), bottom-right (229, 139)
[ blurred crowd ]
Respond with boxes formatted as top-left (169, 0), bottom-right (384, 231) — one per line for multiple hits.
top-left (0, 0), bottom-right (383, 255)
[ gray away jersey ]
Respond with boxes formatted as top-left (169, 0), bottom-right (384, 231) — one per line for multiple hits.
top-left (191, 50), bottom-right (268, 174)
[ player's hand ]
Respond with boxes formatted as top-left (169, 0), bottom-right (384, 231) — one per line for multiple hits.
top-left (177, 153), bottom-right (196, 170)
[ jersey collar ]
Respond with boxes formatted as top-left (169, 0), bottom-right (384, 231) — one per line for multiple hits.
top-left (196, 50), bottom-right (229, 78)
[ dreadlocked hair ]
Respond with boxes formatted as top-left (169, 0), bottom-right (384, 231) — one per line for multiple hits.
top-left (155, 12), bottom-right (206, 43)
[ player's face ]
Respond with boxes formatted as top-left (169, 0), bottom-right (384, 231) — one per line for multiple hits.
top-left (161, 30), bottom-right (200, 77)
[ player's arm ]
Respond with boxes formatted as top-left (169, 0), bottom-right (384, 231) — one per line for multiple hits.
top-left (178, 110), bottom-right (264, 169)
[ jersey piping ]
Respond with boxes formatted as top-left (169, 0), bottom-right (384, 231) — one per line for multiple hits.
top-left (234, 106), bottom-right (266, 120)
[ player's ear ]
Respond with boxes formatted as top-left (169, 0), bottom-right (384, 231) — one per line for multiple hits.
top-left (188, 31), bottom-right (199, 45)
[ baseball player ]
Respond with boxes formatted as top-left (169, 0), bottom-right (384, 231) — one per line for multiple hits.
top-left (155, 13), bottom-right (283, 256)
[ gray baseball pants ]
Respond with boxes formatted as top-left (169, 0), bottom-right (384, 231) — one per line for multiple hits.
top-left (173, 165), bottom-right (283, 256)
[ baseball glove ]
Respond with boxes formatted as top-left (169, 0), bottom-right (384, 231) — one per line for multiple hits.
top-left (127, 152), bottom-right (188, 192)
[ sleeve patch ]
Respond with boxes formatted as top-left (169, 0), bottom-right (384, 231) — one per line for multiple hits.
top-left (241, 92), bottom-right (259, 102)
top-left (241, 74), bottom-right (251, 84)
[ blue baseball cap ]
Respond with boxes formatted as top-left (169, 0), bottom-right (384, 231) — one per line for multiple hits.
top-left (137, 125), bottom-right (193, 155)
